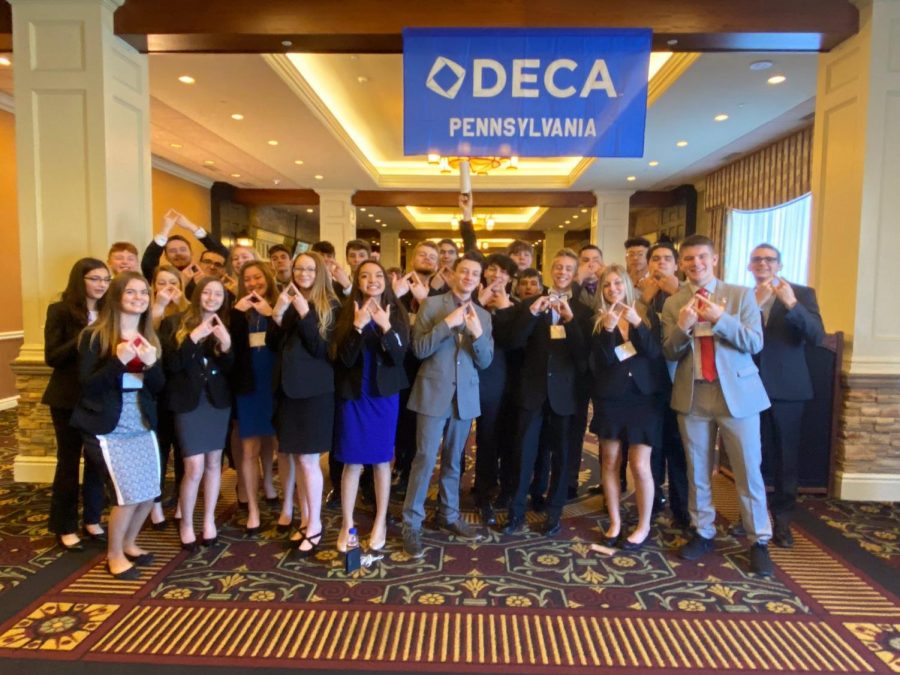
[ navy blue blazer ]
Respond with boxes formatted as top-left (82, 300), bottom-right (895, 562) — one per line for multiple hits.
top-left (267, 300), bottom-right (340, 400)
top-left (755, 284), bottom-right (825, 401)
top-left (589, 322), bottom-right (666, 400)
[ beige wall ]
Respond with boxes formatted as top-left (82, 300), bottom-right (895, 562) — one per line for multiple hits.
top-left (150, 168), bottom-right (212, 262)
top-left (0, 110), bottom-right (23, 402)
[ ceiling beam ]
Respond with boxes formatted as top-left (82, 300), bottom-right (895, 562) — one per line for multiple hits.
top-left (353, 191), bottom-right (596, 208)
top-left (230, 188), bottom-right (319, 206)
top-left (0, 1), bottom-right (858, 54)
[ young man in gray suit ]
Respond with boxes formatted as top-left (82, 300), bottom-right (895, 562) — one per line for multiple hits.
top-left (661, 235), bottom-right (774, 577)
top-left (401, 253), bottom-right (494, 558)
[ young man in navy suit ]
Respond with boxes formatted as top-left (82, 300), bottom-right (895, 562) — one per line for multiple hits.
top-left (748, 244), bottom-right (825, 548)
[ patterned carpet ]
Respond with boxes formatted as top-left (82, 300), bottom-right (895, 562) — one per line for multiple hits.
top-left (0, 410), bottom-right (897, 673)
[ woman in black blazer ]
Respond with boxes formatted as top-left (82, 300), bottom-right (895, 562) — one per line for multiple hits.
top-left (269, 251), bottom-right (340, 557)
top-left (589, 264), bottom-right (665, 551)
top-left (160, 277), bottom-right (233, 550)
top-left (70, 272), bottom-right (165, 579)
top-left (44, 258), bottom-right (110, 551)
top-left (330, 260), bottom-right (409, 552)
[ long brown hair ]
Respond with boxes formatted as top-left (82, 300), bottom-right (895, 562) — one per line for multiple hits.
top-left (293, 251), bottom-right (338, 340)
top-left (62, 258), bottom-right (108, 325)
top-left (84, 271), bottom-right (161, 356)
top-left (330, 260), bottom-right (408, 360)
top-left (237, 260), bottom-right (279, 307)
top-left (152, 264), bottom-right (189, 317)
top-left (175, 277), bottom-right (229, 346)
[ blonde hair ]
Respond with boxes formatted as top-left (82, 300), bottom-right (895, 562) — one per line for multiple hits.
top-left (593, 264), bottom-right (636, 334)
top-left (85, 271), bottom-right (161, 356)
top-left (175, 277), bottom-right (228, 346)
top-left (293, 251), bottom-right (337, 340)
top-left (152, 264), bottom-right (189, 318)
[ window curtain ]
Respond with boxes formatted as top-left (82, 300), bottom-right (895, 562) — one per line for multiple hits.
top-left (723, 193), bottom-right (812, 287)
top-left (704, 126), bottom-right (813, 278)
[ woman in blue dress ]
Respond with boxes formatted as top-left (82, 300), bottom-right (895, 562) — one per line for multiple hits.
top-left (331, 260), bottom-right (409, 552)
top-left (229, 261), bottom-right (279, 536)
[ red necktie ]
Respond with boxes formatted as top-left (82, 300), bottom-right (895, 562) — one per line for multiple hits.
top-left (697, 288), bottom-right (717, 382)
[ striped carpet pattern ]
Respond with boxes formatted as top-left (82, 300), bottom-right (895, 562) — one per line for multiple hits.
top-left (90, 604), bottom-right (875, 672)
top-left (770, 535), bottom-right (900, 618)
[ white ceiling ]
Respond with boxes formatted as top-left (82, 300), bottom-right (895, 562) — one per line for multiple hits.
top-left (0, 48), bottom-right (819, 233)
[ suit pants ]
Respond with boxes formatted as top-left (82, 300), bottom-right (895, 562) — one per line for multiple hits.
top-left (393, 387), bottom-right (417, 486)
top-left (510, 403), bottom-right (571, 522)
top-left (761, 400), bottom-right (805, 523)
top-left (48, 407), bottom-right (105, 534)
top-left (678, 381), bottom-right (771, 545)
top-left (661, 405), bottom-right (690, 525)
top-left (402, 407), bottom-right (473, 531)
top-left (567, 389), bottom-right (590, 492)
top-left (473, 385), bottom-right (516, 503)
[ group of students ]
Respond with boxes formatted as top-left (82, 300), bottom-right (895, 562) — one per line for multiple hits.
top-left (43, 200), bottom-right (824, 581)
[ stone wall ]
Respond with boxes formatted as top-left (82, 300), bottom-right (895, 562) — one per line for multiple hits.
top-left (11, 360), bottom-right (54, 459)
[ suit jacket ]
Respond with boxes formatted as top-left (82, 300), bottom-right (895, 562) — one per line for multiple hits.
top-left (70, 332), bottom-right (165, 435)
top-left (229, 308), bottom-right (272, 396)
top-left (335, 311), bottom-right (410, 400)
top-left (267, 300), bottom-right (339, 400)
top-left (589, 322), bottom-right (665, 400)
top-left (407, 293), bottom-right (493, 419)
top-left (508, 292), bottom-right (588, 416)
top-left (662, 280), bottom-right (770, 418)
top-left (756, 283), bottom-right (825, 401)
top-left (160, 314), bottom-right (234, 413)
top-left (42, 302), bottom-right (87, 409)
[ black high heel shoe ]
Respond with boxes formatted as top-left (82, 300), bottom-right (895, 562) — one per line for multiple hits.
top-left (291, 531), bottom-right (323, 559)
top-left (620, 533), bottom-right (651, 552)
top-left (180, 539), bottom-right (199, 553)
top-left (201, 536), bottom-right (220, 547)
top-left (105, 561), bottom-right (140, 580)
top-left (56, 534), bottom-right (84, 552)
top-left (125, 551), bottom-right (155, 566)
top-left (244, 526), bottom-right (261, 538)
top-left (602, 531), bottom-right (621, 548)
top-left (276, 519), bottom-right (294, 534)
top-left (82, 525), bottom-right (107, 543)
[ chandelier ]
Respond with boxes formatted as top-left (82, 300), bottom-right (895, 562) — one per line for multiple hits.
top-left (427, 154), bottom-right (519, 175)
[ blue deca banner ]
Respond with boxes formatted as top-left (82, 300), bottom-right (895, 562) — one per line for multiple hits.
top-left (402, 28), bottom-right (653, 158)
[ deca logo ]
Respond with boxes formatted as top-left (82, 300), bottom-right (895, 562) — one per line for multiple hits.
top-left (426, 56), bottom-right (619, 100)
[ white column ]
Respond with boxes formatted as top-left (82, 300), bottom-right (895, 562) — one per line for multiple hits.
top-left (315, 190), bottom-right (356, 265)
top-left (810, 0), bottom-right (900, 500)
top-left (380, 231), bottom-right (401, 270)
top-left (541, 230), bottom-right (566, 286)
top-left (11, 0), bottom-right (152, 361)
top-left (591, 190), bottom-right (634, 268)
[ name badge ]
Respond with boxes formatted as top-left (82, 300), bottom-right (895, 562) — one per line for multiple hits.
top-left (550, 324), bottom-right (566, 340)
top-left (122, 372), bottom-right (144, 389)
top-left (249, 331), bottom-right (266, 348)
top-left (614, 341), bottom-right (637, 361)
top-left (695, 322), bottom-right (713, 337)
top-left (409, 312), bottom-right (417, 326)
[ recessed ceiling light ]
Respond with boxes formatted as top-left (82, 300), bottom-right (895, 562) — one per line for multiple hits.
top-left (565, 220), bottom-right (571, 224)
top-left (314, 175), bottom-right (324, 180)
top-left (714, 113), bottom-right (729, 122)
top-left (767, 75), bottom-right (786, 85)
top-left (580, 208), bottom-right (588, 213)
top-left (666, 39), bottom-right (678, 46)
top-left (558, 224), bottom-right (565, 229)
top-left (368, 213), bottom-right (374, 218)
top-left (293, 159), bottom-right (304, 165)
top-left (306, 208), bottom-right (314, 213)
top-left (572, 215), bottom-right (579, 219)
top-left (381, 223), bottom-right (387, 228)
top-left (231, 113), bottom-right (244, 121)
top-left (357, 76), bottom-right (369, 84)
top-left (203, 160), bottom-right (215, 166)
top-left (648, 160), bottom-right (659, 167)
top-left (676, 140), bottom-right (688, 147)
top-left (267, 140), bottom-right (279, 146)
top-left (375, 219), bottom-right (382, 223)
top-left (230, 173), bottom-right (241, 178)
top-left (626, 176), bottom-right (637, 182)
top-left (169, 143), bottom-right (183, 149)
top-left (750, 60), bottom-right (774, 71)
top-left (281, 40), bottom-right (293, 47)
top-left (0, 57), bottom-right (10, 67)
top-left (360, 207), bottom-right (367, 212)
top-left (178, 75), bottom-right (195, 84)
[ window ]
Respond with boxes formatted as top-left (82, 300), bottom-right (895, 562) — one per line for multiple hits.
top-left (723, 193), bottom-right (812, 287)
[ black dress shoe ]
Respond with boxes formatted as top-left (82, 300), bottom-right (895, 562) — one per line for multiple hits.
top-left (502, 518), bottom-right (527, 535)
top-left (544, 519), bottom-right (562, 537)
top-left (587, 484), bottom-right (604, 495)
top-left (106, 562), bottom-right (140, 580)
top-left (82, 526), bottom-right (107, 543)
top-left (530, 495), bottom-right (546, 513)
top-left (566, 487), bottom-right (578, 501)
top-left (151, 519), bottom-right (167, 531)
top-left (125, 552), bottom-right (155, 566)
top-left (620, 535), bottom-right (649, 552)
top-left (276, 521), bottom-right (293, 534)
top-left (201, 536), bottom-right (220, 547)
top-left (773, 522), bottom-right (794, 548)
top-left (679, 533), bottom-right (715, 560)
top-left (602, 532), bottom-right (621, 547)
top-left (181, 540), bottom-right (199, 553)
top-left (56, 535), bottom-right (84, 552)
top-left (749, 543), bottom-right (774, 577)
top-left (493, 493), bottom-right (511, 510)
top-left (245, 526), bottom-right (261, 538)
top-left (324, 490), bottom-right (341, 510)
top-left (479, 502), bottom-right (497, 526)
top-left (265, 496), bottom-right (280, 508)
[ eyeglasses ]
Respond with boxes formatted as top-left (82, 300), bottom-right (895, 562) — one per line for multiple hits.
top-left (750, 256), bottom-right (779, 264)
top-left (84, 275), bottom-right (112, 283)
top-left (201, 260), bottom-right (225, 269)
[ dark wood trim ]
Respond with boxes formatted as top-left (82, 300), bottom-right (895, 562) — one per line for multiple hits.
top-left (353, 191), bottom-right (596, 208)
top-left (828, 332), bottom-right (845, 498)
top-left (229, 188), bottom-right (320, 207)
top-left (0, 1), bottom-right (860, 54)
top-left (399, 229), bottom-right (544, 242)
